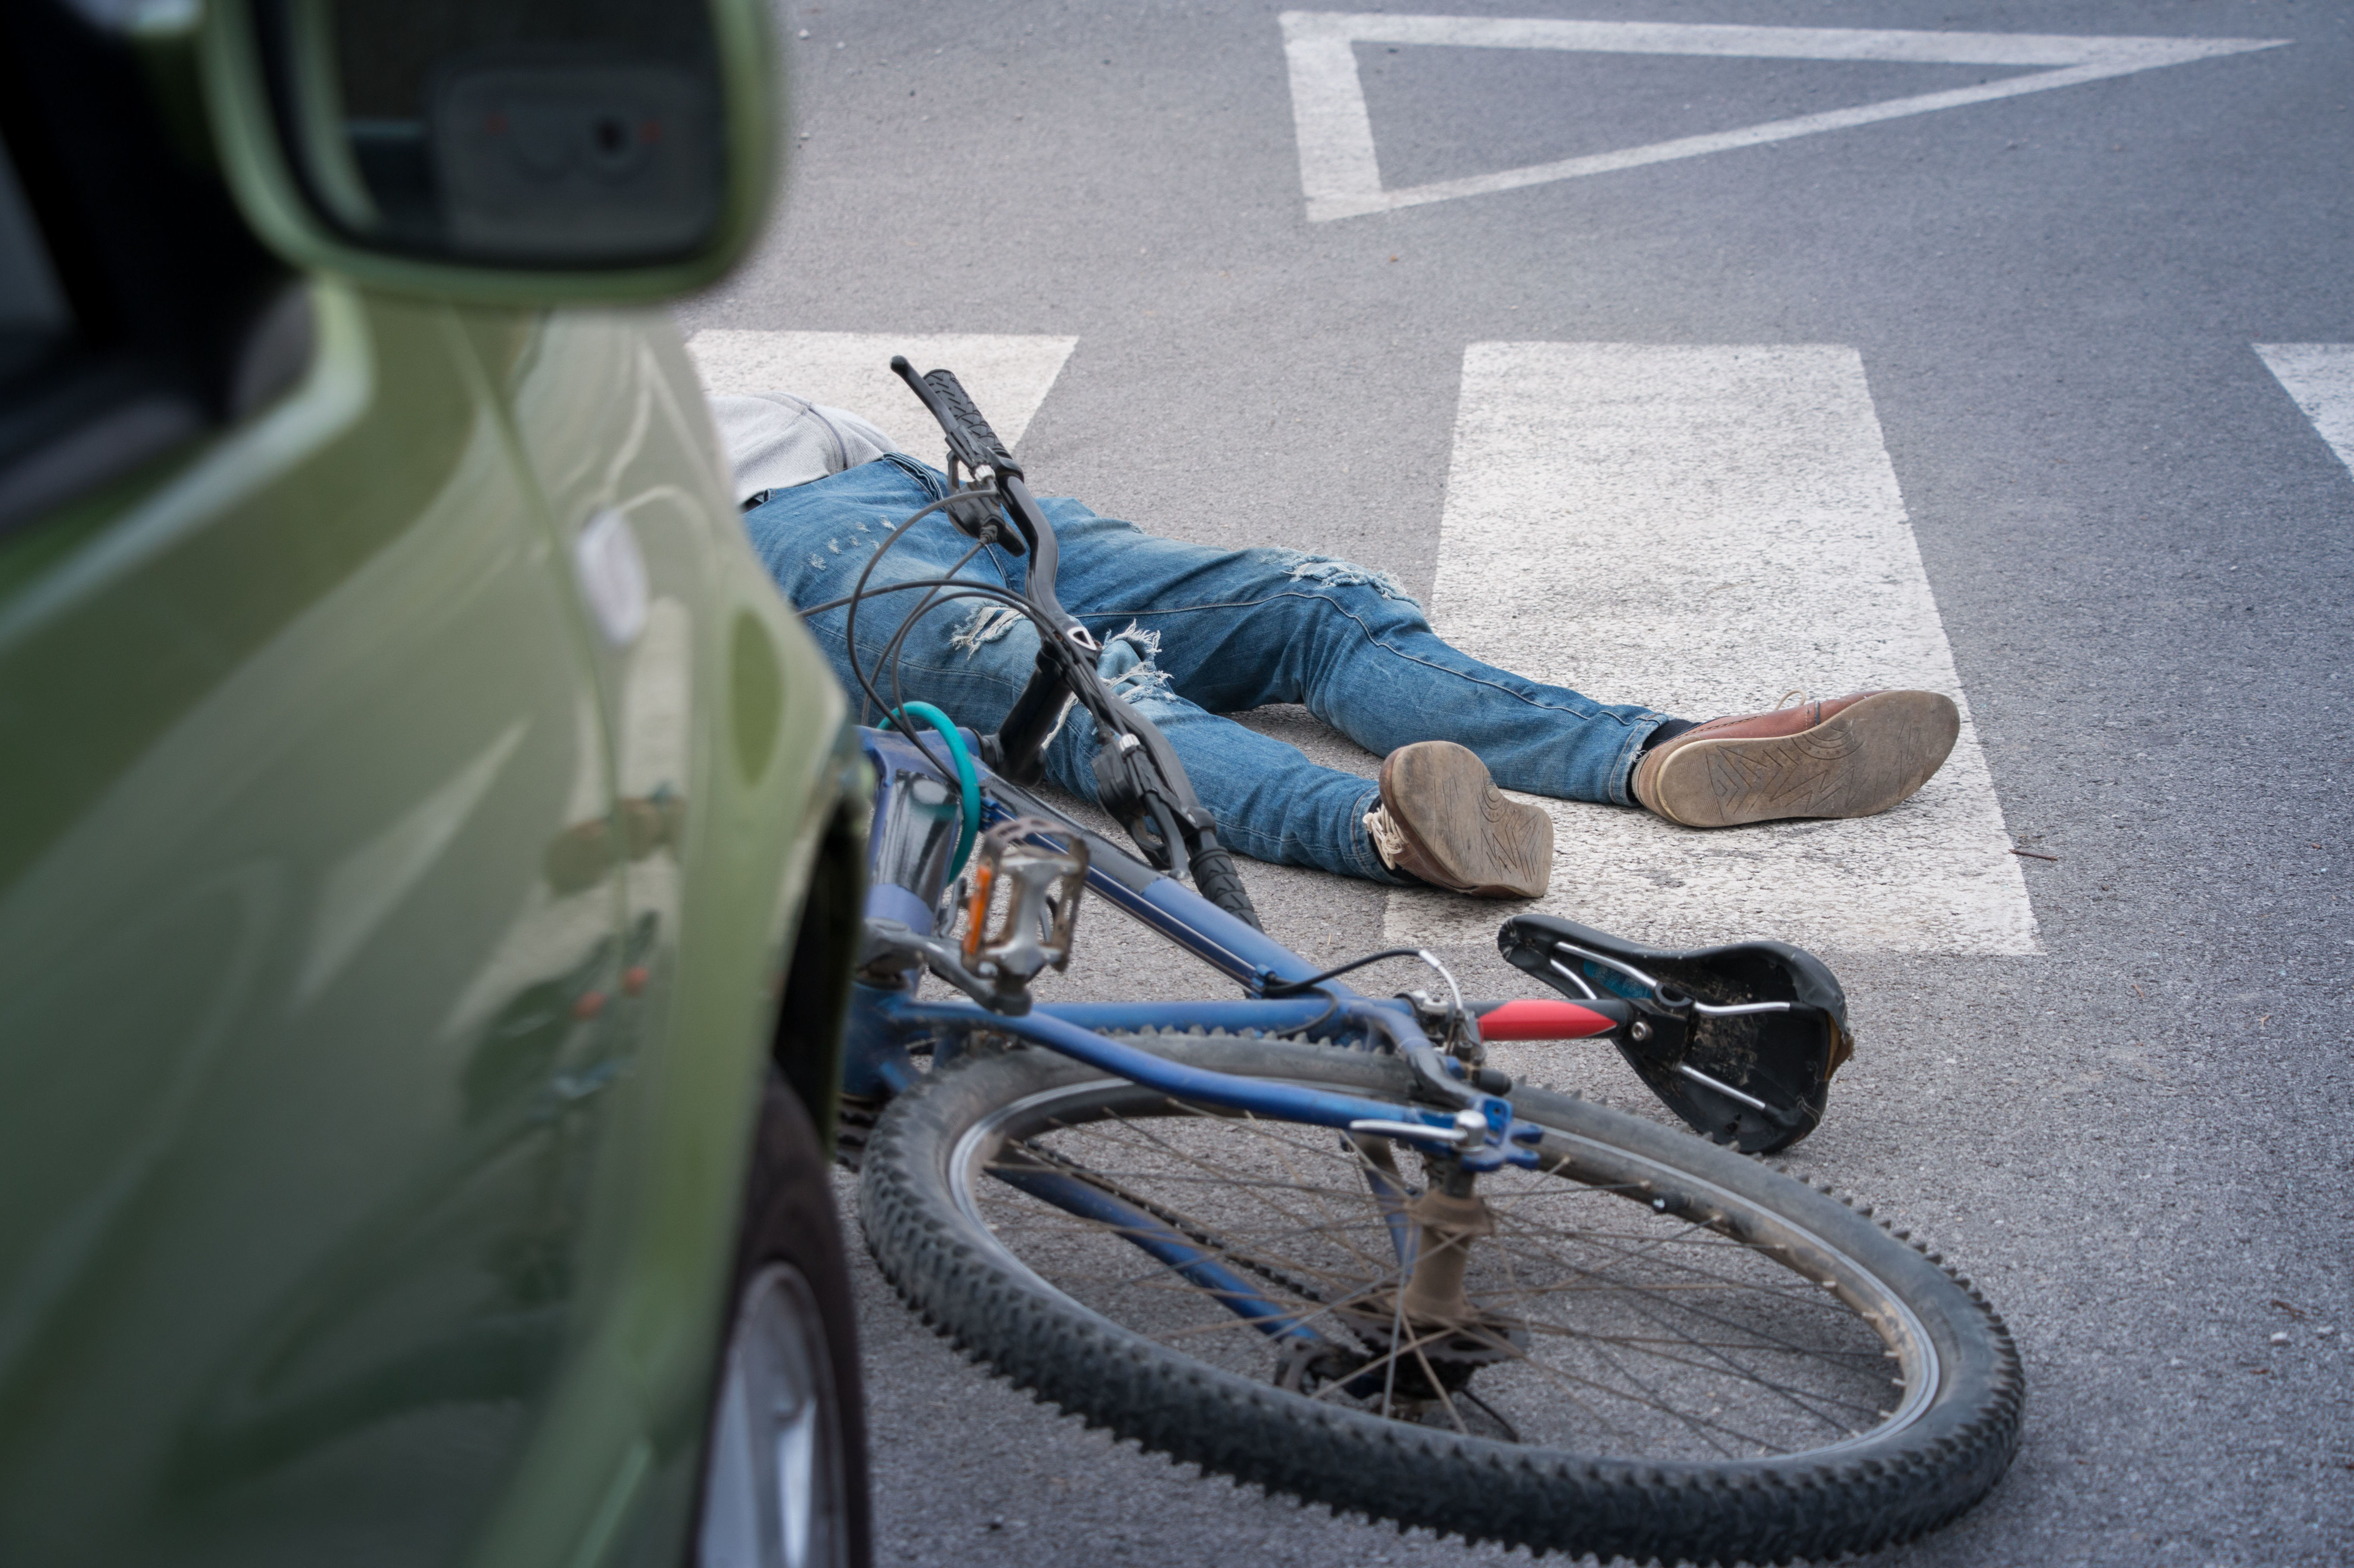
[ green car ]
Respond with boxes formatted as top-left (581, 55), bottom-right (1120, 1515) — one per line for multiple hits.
top-left (0, 3), bottom-right (869, 1565)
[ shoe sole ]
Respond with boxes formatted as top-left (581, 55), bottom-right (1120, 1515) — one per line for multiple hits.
top-left (1648, 690), bottom-right (1961, 829)
top-left (1379, 742), bottom-right (1553, 899)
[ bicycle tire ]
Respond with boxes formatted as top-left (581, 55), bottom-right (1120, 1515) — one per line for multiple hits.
top-left (858, 1033), bottom-right (2021, 1564)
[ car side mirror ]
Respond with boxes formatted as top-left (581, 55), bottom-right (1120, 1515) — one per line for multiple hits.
top-left (199, 0), bottom-right (778, 302)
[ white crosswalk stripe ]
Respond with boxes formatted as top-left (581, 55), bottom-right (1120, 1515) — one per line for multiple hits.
top-left (1384, 342), bottom-right (2040, 956)
top-left (684, 330), bottom-right (1077, 460)
top-left (2254, 344), bottom-right (2354, 478)
top-left (690, 328), bottom-right (2035, 953)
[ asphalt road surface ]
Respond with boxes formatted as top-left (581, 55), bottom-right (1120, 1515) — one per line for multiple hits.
top-left (677, 2), bottom-right (2353, 1562)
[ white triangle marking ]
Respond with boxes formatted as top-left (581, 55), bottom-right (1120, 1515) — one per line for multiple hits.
top-left (1280, 12), bottom-right (2288, 222)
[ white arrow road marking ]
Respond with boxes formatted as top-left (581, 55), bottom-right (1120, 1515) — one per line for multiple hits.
top-left (2254, 344), bottom-right (2354, 479)
top-left (1385, 343), bottom-right (2039, 956)
top-left (1280, 12), bottom-right (2288, 222)
top-left (685, 331), bottom-right (1078, 459)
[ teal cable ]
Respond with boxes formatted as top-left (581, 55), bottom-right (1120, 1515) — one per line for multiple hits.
top-left (884, 702), bottom-right (980, 878)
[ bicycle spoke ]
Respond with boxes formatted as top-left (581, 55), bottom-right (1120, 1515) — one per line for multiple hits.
top-left (961, 1084), bottom-right (1895, 1463)
top-left (1467, 1223), bottom-right (1892, 1431)
top-left (1048, 1110), bottom-right (1400, 1278)
top-left (981, 1197), bottom-right (1398, 1318)
top-left (1499, 1234), bottom-right (1886, 1388)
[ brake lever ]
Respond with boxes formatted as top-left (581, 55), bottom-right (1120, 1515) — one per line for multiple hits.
top-left (1093, 702), bottom-right (1227, 866)
top-left (1089, 726), bottom-right (1189, 871)
top-left (891, 357), bottom-right (1033, 554)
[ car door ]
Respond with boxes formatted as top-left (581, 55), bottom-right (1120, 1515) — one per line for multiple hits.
top-left (480, 306), bottom-right (860, 1560)
top-left (0, 271), bottom-right (641, 1565)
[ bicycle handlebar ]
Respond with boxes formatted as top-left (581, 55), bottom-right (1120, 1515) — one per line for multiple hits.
top-left (891, 357), bottom-right (1020, 477)
top-left (889, 356), bottom-right (1263, 931)
top-left (891, 357), bottom-right (1030, 557)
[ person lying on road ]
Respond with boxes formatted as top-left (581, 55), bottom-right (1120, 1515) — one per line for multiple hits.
top-left (715, 390), bottom-right (1961, 901)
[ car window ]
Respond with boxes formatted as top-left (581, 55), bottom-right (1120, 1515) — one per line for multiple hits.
top-left (0, 134), bottom-right (69, 395)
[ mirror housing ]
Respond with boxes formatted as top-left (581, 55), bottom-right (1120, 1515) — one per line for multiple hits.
top-left (198, 0), bottom-right (778, 303)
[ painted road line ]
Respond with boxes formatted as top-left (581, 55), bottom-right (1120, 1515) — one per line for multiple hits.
top-left (2254, 344), bottom-right (2354, 479)
top-left (685, 331), bottom-right (1079, 460)
top-left (1385, 343), bottom-right (2038, 956)
top-left (1280, 13), bottom-right (2287, 222)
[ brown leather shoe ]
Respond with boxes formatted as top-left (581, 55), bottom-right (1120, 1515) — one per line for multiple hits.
top-left (1364, 741), bottom-right (1552, 898)
top-left (1630, 690), bottom-right (1960, 828)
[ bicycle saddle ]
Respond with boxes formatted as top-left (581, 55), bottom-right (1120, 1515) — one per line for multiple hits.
top-left (1497, 914), bottom-right (1852, 1153)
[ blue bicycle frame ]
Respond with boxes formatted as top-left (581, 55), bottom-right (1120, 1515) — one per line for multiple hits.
top-left (838, 724), bottom-right (1547, 1177)
top-left (818, 357), bottom-right (1848, 1366)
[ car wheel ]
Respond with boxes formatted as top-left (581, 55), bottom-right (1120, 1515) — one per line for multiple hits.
top-left (693, 1072), bottom-right (869, 1568)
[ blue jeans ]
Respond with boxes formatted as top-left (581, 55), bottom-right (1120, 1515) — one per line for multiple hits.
top-left (745, 456), bottom-right (1670, 883)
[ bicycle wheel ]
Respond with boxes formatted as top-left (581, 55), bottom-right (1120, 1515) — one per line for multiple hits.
top-left (859, 1033), bottom-right (2021, 1564)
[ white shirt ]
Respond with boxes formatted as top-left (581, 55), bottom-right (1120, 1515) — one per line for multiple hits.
top-left (710, 392), bottom-right (895, 503)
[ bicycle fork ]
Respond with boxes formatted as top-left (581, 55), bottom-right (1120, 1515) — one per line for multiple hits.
top-left (1355, 1137), bottom-right (1495, 1322)
top-left (1396, 1179), bottom-right (1496, 1324)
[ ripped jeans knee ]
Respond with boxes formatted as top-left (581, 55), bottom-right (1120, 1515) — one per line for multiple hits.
top-left (1094, 621), bottom-right (1173, 702)
top-left (1257, 548), bottom-right (1421, 611)
top-left (949, 604), bottom-right (1029, 655)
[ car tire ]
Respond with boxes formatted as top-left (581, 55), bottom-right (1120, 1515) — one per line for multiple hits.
top-left (691, 1071), bottom-right (870, 1568)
